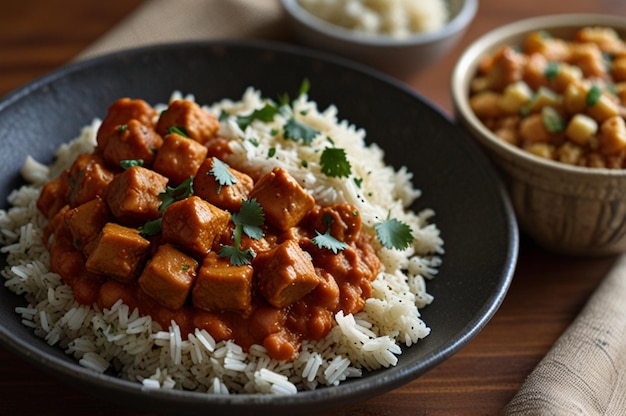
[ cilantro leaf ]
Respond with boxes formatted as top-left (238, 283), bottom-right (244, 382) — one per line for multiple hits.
top-left (375, 218), bottom-right (414, 250)
top-left (283, 117), bottom-right (319, 145)
top-left (208, 157), bottom-right (237, 194)
top-left (120, 159), bottom-right (144, 169)
top-left (219, 199), bottom-right (265, 266)
top-left (586, 85), bottom-right (602, 107)
top-left (311, 213), bottom-right (348, 254)
top-left (236, 103), bottom-right (279, 130)
top-left (320, 147), bottom-right (352, 178)
top-left (139, 217), bottom-right (163, 237)
top-left (232, 199), bottom-right (265, 240)
top-left (167, 125), bottom-right (190, 138)
top-left (159, 177), bottom-right (194, 212)
top-left (299, 78), bottom-right (311, 96)
top-left (218, 245), bottom-right (256, 267)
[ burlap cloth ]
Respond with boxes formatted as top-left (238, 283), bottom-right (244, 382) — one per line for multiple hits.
top-left (77, 1), bottom-right (626, 414)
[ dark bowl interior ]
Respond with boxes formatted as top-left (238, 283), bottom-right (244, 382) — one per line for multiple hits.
top-left (0, 40), bottom-right (518, 415)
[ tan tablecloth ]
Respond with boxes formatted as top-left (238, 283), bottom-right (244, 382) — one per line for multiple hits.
top-left (78, 1), bottom-right (626, 414)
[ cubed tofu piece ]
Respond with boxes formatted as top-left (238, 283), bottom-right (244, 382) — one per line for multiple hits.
top-left (161, 195), bottom-right (230, 257)
top-left (152, 133), bottom-right (208, 185)
top-left (63, 197), bottom-right (112, 256)
top-left (253, 239), bottom-right (320, 308)
top-left (68, 153), bottom-right (115, 207)
top-left (37, 170), bottom-right (70, 219)
top-left (102, 119), bottom-right (163, 168)
top-left (193, 157), bottom-right (254, 211)
top-left (192, 252), bottom-right (253, 314)
top-left (105, 166), bottom-right (168, 227)
top-left (96, 98), bottom-right (158, 153)
top-left (138, 243), bottom-right (198, 310)
top-left (85, 222), bottom-right (151, 283)
top-left (156, 99), bottom-right (220, 145)
top-left (249, 167), bottom-right (315, 232)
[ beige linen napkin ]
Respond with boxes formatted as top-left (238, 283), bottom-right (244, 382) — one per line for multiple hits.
top-left (504, 253), bottom-right (626, 416)
top-left (75, 1), bottom-right (626, 414)
top-left (78, 0), bottom-right (288, 60)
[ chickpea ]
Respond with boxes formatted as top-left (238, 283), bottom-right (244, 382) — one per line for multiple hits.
top-left (598, 115), bottom-right (626, 155)
top-left (470, 91), bottom-right (503, 120)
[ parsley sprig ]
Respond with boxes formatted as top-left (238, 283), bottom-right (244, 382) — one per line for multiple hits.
top-left (219, 199), bottom-right (265, 266)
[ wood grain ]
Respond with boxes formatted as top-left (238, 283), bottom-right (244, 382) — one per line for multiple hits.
top-left (1, 1), bottom-right (625, 414)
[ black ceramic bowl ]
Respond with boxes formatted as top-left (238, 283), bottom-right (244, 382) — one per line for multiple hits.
top-left (0, 40), bottom-right (517, 415)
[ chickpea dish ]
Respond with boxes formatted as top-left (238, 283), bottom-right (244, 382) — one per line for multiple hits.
top-left (470, 26), bottom-right (626, 169)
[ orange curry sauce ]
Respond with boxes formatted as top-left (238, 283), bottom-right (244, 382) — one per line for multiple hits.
top-left (38, 97), bottom-right (380, 361)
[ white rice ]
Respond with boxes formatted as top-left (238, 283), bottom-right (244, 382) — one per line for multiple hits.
top-left (297, 0), bottom-right (449, 38)
top-left (0, 88), bottom-right (443, 394)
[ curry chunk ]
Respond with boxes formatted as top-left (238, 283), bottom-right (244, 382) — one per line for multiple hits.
top-left (249, 167), bottom-right (315, 232)
top-left (96, 98), bottom-right (158, 153)
top-left (192, 252), bottom-right (253, 314)
top-left (307, 204), bottom-right (362, 244)
top-left (138, 243), bottom-right (198, 310)
top-left (193, 157), bottom-right (254, 211)
top-left (37, 170), bottom-right (70, 219)
top-left (161, 196), bottom-right (230, 257)
top-left (105, 166), bottom-right (168, 227)
top-left (253, 239), bottom-right (320, 308)
top-left (85, 222), bottom-right (151, 283)
top-left (68, 153), bottom-right (115, 207)
top-left (64, 197), bottom-right (112, 256)
top-left (102, 119), bottom-right (163, 168)
top-left (152, 133), bottom-right (208, 185)
top-left (156, 99), bottom-right (220, 145)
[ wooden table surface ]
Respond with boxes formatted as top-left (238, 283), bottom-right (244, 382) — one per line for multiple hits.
top-left (2, 1), bottom-right (626, 415)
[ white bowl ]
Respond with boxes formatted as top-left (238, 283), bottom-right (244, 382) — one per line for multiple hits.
top-left (280, 0), bottom-right (477, 78)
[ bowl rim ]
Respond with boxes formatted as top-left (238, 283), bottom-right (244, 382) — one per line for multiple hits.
top-left (279, 0), bottom-right (478, 47)
top-left (451, 13), bottom-right (626, 178)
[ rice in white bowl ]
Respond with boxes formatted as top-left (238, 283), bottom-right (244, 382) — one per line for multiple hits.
top-left (297, 0), bottom-right (449, 38)
top-left (0, 87), bottom-right (443, 394)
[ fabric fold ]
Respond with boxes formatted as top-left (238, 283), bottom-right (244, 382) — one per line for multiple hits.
top-left (504, 253), bottom-right (626, 415)
top-left (78, 0), bottom-right (288, 60)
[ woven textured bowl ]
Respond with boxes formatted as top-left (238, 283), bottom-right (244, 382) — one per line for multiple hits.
top-left (452, 14), bottom-right (626, 256)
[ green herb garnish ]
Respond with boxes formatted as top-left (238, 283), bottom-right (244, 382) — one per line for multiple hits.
top-left (208, 157), bottom-right (237, 194)
top-left (375, 217), bottom-right (414, 250)
top-left (311, 213), bottom-right (348, 254)
top-left (586, 85), bottom-right (603, 107)
top-left (320, 147), bottom-right (352, 178)
top-left (167, 125), bottom-right (190, 138)
top-left (120, 159), bottom-right (144, 169)
top-left (219, 199), bottom-right (265, 266)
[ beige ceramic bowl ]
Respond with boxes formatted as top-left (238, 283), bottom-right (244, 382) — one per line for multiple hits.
top-left (280, 0), bottom-right (477, 78)
top-left (452, 14), bottom-right (626, 256)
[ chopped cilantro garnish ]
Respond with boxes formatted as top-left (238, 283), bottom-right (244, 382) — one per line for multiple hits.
top-left (320, 147), bottom-right (352, 178)
top-left (375, 217), bottom-right (414, 250)
top-left (283, 117), bottom-right (319, 145)
top-left (219, 199), bottom-right (265, 266)
top-left (268, 147), bottom-right (276, 158)
top-left (586, 85), bottom-right (602, 107)
top-left (353, 177), bottom-right (363, 188)
top-left (208, 157), bottom-right (237, 194)
top-left (541, 106), bottom-right (565, 132)
top-left (139, 217), bottom-right (163, 237)
top-left (236, 103), bottom-right (279, 130)
top-left (159, 177), bottom-right (194, 212)
top-left (311, 213), bottom-right (348, 254)
top-left (116, 124), bottom-right (128, 132)
top-left (167, 125), bottom-right (190, 138)
top-left (544, 62), bottom-right (560, 80)
top-left (120, 159), bottom-right (144, 169)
